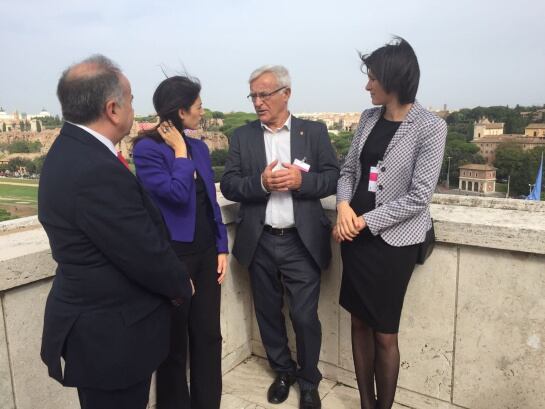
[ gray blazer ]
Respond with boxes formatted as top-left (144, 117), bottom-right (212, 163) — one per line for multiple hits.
top-left (221, 116), bottom-right (339, 268)
top-left (337, 101), bottom-right (447, 246)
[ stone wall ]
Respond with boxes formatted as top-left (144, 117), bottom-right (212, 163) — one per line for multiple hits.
top-left (221, 195), bottom-right (545, 409)
top-left (0, 129), bottom-right (60, 152)
top-left (0, 217), bottom-right (253, 409)
top-left (0, 194), bottom-right (543, 408)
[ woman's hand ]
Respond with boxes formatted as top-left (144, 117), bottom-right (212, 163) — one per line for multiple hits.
top-left (157, 120), bottom-right (187, 158)
top-left (217, 253), bottom-right (228, 284)
top-left (336, 201), bottom-right (363, 241)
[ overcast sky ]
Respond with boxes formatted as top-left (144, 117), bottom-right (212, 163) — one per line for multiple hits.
top-left (1, 0), bottom-right (544, 116)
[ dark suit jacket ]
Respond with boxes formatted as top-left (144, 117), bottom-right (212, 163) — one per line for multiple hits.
top-left (220, 116), bottom-right (339, 269)
top-left (38, 122), bottom-right (192, 390)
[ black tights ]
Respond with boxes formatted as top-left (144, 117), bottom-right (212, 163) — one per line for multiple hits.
top-left (351, 314), bottom-right (400, 409)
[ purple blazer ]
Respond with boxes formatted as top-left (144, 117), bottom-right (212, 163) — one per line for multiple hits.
top-left (133, 135), bottom-right (228, 254)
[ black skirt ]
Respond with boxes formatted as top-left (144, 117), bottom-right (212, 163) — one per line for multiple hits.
top-left (339, 229), bottom-right (418, 334)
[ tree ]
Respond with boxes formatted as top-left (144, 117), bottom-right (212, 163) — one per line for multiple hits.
top-left (1, 122), bottom-right (5, 132)
top-left (219, 112), bottom-right (257, 139)
top-left (7, 157), bottom-right (33, 172)
top-left (39, 115), bottom-right (62, 129)
top-left (36, 121), bottom-right (42, 132)
top-left (32, 155), bottom-right (46, 174)
top-left (212, 111), bottom-right (224, 119)
top-left (440, 138), bottom-right (484, 186)
top-left (210, 149), bottom-right (228, 167)
top-left (446, 106), bottom-right (532, 137)
top-left (494, 144), bottom-right (543, 196)
top-left (0, 209), bottom-right (12, 222)
top-left (7, 140), bottom-right (42, 154)
top-left (329, 131), bottom-right (353, 160)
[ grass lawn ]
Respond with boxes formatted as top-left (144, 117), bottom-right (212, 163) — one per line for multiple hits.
top-left (0, 184), bottom-right (38, 203)
top-left (0, 184), bottom-right (38, 219)
top-left (0, 177), bottom-right (39, 185)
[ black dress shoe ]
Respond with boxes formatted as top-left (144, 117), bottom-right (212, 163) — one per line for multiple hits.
top-left (267, 372), bottom-right (296, 404)
top-left (300, 388), bottom-right (321, 409)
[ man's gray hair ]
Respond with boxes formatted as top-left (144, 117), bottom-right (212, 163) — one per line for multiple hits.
top-left (57, 54), bottom-right (125, 125)
top-left (249, 65), bottom-right (291, 88)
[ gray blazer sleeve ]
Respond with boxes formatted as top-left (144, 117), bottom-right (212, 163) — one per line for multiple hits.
top-left (364, 117), bottom-right (447, 235)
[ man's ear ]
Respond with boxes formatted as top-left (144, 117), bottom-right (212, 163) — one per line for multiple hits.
top-left (283, 88), bottom-right (291, 100)
top-left (104, 99), bottom-right (119, 125)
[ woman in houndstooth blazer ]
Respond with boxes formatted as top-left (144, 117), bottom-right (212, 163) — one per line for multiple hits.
top-left (333, 37), bottom-right (447, 409)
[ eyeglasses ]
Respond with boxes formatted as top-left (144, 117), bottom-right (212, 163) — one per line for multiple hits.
top-left (247, 86), bottom-right (287, 102)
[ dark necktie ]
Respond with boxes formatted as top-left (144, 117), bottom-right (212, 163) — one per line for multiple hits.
top-left (117, 151), bottom-right (129, 170)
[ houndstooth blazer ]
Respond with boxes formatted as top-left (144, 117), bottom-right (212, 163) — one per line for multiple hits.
top-left (337, 101), bottom-right (447, 246)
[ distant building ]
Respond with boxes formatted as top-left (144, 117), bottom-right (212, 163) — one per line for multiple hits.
top-left (428, 104), bottom-right (452, 119)
top-left (296, 112), bottom-right (360, 131)
top-left (0, 107), bottom-right (12, 121)
top-left (520, 109), bottom-right (545, 122)
top-left (473, 135), bottom-right (545, 164)
top-left (0, 108), bottom-right (51, 133)
top-left (473, 117), bottom-right (504, 139)
top-left (525, 123), bottom-right (545, 137)
top-left (458, 164), bottom-right (497, 194)
top-left (33, 108), bottom-right (52, 119)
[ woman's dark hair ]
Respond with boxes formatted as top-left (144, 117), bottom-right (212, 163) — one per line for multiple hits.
top-left (134, 75), bottom-right (201, 145)
top-left (360, 36), bottom-right (420, 105)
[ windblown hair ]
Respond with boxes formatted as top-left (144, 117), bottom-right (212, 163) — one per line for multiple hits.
top-left (360, 36), bottom-right (420, 104)
top-left (133, 75), bottom-right (201, 145)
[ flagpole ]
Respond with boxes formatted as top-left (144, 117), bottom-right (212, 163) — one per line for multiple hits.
top-left (526, 152), bottom-right (543, 201)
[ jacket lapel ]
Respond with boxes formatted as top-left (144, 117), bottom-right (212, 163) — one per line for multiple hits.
top-left (251, 121), bottom-right (268, 171)
top-left (383, 100), bottom-right (423, 158)
top-left (290, 116), bottom-right (305, 164)
top-left (356, 109), bottom-right (381, 156)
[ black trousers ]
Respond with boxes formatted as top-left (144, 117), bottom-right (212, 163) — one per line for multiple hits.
top-left (77, 376), bottom-right (151, 409)
top-left (249, 230), bottom-right (322, 388)
top-left (156, 245), bottom-right (222, 409)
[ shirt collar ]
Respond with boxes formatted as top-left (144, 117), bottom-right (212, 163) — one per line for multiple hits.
top-left (69, 122), bottom-right (118, 157)
top-left (261, 114), bottom-right (292, 133)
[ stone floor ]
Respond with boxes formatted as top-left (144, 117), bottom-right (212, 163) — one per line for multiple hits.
top-left (221, 357), bottom-right (407, 409)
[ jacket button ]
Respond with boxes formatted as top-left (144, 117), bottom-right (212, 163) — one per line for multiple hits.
top-left (378, 185), bottom-right (383, 191)
top-left (381, 166), bottom-right (386, 172)
top-left (377, 202), bottom-right (383, 207)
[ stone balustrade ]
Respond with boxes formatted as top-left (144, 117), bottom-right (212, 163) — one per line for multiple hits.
top-left (0, 194), bottom-right (543, 409)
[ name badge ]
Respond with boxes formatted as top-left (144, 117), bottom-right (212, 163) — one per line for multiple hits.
top-left (293, 158), bottom-right (310, 173)
top-left (368, 166), bottom-right (378, 192)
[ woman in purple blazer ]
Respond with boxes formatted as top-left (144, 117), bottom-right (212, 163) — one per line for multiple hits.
top-left (132, 76), bottom-right (228, 409)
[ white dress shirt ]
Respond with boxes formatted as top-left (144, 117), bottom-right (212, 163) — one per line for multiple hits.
top-left (262, 115), bottom-right (295, 228)
top-left (70, 122), bottom-right (118, 157)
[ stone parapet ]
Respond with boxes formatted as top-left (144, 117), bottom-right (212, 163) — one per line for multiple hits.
top-left (0, 194), bottom-right (544, 408)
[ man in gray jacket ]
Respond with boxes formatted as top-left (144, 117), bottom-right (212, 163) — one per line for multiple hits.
top-left (221, 65), bottom-right (339, 409)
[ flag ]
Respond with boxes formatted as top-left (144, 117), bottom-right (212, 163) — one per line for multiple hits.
top-left (527, 152), bottom-right (543, 201)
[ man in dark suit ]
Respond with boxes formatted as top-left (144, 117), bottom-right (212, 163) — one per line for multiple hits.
top-left (38, 55), bottom-right (193, 409)
top-left (220, 65), bottom-right (339, 409)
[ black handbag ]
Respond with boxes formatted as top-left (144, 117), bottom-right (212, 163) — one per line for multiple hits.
top-left (416, 221), bottom-right (435, 265)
